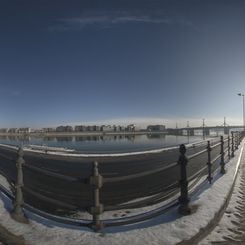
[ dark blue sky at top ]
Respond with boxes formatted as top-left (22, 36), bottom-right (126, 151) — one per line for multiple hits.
top-left (0, 0), bottom-right (245, 127)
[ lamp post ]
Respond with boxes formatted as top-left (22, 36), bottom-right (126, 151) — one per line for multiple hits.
top-left (238, 93), bottom-right (245, 132)
top-left (187, 121), bottom-right (190, 143)
top-left (202, 118), bottom-right (205, 140)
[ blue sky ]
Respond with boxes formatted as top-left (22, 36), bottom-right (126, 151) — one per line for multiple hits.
top-left (0, 0), bottom-right (245, 128)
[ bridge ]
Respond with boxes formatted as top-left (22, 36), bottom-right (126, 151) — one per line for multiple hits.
top-left (167, 125), bottom-right (244, 136)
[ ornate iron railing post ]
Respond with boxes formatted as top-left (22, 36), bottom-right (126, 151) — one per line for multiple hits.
top-left (228, 135), bottom-right (231, 159)
top-left (239, 131), bottom-right (242, 144)
top-left (206, 140), bottom-right (212, 184)
top-left (11, 145), bottom-right (28, 223)
top-left (235, 131), bottom-right (239, 150)
top-left (178, 144), bottom-right (191, 215)
top-left (89, 161), bottom-right (104, 232)
top-left (220, 136), bottom-right (225, 174)
top-left (231, 131), bottom-right (235, 157)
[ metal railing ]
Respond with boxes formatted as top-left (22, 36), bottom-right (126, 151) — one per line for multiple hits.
top-left (0, 131), bottom-right (244, 231)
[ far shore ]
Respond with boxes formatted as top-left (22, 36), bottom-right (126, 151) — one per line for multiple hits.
top-left (0, 131), bottom-right (168, 137)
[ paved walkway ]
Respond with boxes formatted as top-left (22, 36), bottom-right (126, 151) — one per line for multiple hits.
top-left (199, 143), bottom-right (245, 244)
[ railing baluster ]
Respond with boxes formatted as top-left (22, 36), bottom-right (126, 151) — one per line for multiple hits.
top-left (235, 131), bottom-right (239, 150)
top-left (207, 140), bottom-right (212, 183)
top-left (178, 144), bottom-right (191, 215)
top-left (11, 145), bottom-right (28, 223)
top-left (231, 131), bottom-right (235, 157)
top-left (228, 134), bottom-right (231, 159)
top-left (89, 161), bottom-right (104, 232)
top-left (220, 136), bottom-right (225, 174)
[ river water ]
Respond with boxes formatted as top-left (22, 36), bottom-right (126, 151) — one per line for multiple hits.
top-left (0, 134), bottom-right (217, 153)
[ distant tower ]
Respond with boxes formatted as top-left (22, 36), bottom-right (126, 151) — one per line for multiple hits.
top-left (223, 117), bottom-right (229, 134)
top-left (223, 117), bottom-right (226, 127)
top-left (202, 118), bottom-right (205, 140)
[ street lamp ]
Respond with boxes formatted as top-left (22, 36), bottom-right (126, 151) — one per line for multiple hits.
top-left (237, 93), bottom-right (245, 132)
top-left (202, 118), bottom-right (205, 140)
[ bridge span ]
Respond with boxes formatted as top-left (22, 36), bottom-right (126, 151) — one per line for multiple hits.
top-left (167, 125), bottom-right (244, 136)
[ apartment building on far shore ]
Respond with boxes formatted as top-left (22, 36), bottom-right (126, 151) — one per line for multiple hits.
top-left (42, 128), bottom-right (56, 133)
top-left (74, 125), bottom-right (87, 132)
top-left (0, 128), bottom-right (31, 134)
top-left (0, 128), bottom-right (8, 133)
top-left (56, 126), bottom-right (73, 132)
top-left (18, 127), bottom-right (31, 134)
top-left (101, 125), bottom-right (114, 132)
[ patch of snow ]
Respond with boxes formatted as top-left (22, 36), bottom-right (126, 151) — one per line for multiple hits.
top-left (198, 145), bottom-right (245, 244)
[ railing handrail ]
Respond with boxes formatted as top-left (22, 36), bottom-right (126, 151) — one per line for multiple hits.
top-left (0, 131), bottom-right (243, 231)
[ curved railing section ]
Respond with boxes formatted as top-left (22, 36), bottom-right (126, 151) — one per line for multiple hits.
top-left (0, 131), bottom-right (243, 231)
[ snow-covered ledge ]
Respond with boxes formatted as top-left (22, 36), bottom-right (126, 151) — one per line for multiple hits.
top-left (0, 140), bottom-right (244, 245)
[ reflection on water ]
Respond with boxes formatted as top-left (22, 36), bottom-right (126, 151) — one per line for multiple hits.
top-left (147, 134), bottom-right (166, 139)
top-left (0, 134), bottom-right (210, 153)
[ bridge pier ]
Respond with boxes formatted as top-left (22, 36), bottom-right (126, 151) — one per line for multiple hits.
top-left (204, 128), bottom-right (210, 136)
top-left (167, 129), bottom-right (183, 135)
top-left (224, 127), bottom-right (229, 134)
top-left (188, 129), bottom-right (194, 136)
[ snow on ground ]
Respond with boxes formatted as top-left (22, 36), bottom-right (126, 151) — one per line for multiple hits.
top-left (198, 144), bottom-right (245, 244)
top-left (0, 140), bottom-right (244, 245)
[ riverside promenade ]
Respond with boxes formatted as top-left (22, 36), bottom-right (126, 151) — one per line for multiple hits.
top-left (0, 139), bottom-right (244, 244)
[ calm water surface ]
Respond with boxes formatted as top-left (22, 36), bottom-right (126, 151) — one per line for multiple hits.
top-left (0, 134), bottom-right (217, 153)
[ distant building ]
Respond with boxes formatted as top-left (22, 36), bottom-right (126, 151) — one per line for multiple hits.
top-left (18, 127), bottom-right (31, 134)
top-left (126, 124), bottom-right (139, 132)
top-left (147, 125), bottom-right (166, 132)
top-left (85, 126), bottom-right (92, 131)
top-left (113, 125), bottom-right (121, 132)
top-left (74, 125), bottom-right (87, 132)
top-left (42, 128), bottom-right (56, 133)
top-left (56, 126), bottom-right (73, 132)
top-left (32, 129), bottom-right (44, 133)
top-left (8, 128), bottom-right (19, 133)
top-left (101, 125), bottom-right (114, 132)
top-left (92, 125), bottom-right (100, 131)
top-left (119, 126), bottom-right (125, 131)
top-left (0, 128), bottom-right (8, 133)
